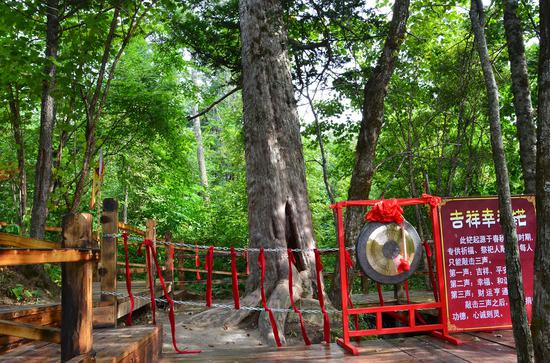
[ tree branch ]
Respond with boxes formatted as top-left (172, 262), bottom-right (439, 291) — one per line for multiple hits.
top-left (187, 86), bottom-right (241, 121)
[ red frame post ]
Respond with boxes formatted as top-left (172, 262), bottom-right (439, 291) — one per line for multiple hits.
top-left (331, 197), bottom-right (462, 356)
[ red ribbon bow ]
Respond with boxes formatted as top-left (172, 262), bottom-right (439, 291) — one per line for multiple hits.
top-left (365, 198), bottom-right (404, 224)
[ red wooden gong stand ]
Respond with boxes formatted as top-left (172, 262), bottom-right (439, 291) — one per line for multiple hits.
top-left (330, 196), bottom-right (462, 356)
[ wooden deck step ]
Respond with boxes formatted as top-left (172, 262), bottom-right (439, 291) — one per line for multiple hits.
top-left (0, 325), bottom-right (162, 362)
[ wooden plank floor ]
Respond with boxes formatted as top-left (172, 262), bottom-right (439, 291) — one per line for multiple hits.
top-left (160, 331), bottom-right (518, 362)
top-left (0, 325), bottom-right (162, 362)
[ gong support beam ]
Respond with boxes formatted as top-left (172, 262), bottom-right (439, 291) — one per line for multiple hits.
top-left (331, 196), bottom-right (462, 356)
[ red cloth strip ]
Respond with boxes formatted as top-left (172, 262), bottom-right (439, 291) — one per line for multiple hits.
top-left (404, 280), bottom-right (411, 304)
top-left (422, 193), bottom-right (441, 207)
top-left (148, 243), bottom-right (202, 354)
top-left (122, 233), bottom-right (135, 326)
top-left (138, 239), bottom-right (157, 324)
top-left (230, 247), bottom-right (240, 309)
top-left (195, 244), bottom-right (201, 280)
top-left (313, 249), bottom-right (331, 343)
top-left (205, 246), bottom-right (214, 307)
top-left (258, 248), bottom-right (282, 347)
top-left (287, 249), bottom-right (311, 345)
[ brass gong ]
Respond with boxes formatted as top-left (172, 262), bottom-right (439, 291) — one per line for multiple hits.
top-left (355, 220), bottom-right (422, 284)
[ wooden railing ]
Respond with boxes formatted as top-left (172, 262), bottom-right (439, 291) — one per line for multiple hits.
top-left (0, 213), bottom-right (99, 361)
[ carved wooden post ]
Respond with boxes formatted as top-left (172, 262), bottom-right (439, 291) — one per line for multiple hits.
top-left (145, 219), bottom-right (157, 289)
top-left (100, 198), bottom-right (118, 327)
top-left (61, 213), bottom-right (93, 361)
top-left (165, 232), bottom-right (174, 296)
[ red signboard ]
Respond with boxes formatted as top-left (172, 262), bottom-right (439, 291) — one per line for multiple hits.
top-left (438, 196), bottom-right (535, 332)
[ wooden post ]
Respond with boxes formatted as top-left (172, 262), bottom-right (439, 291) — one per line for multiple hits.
top-left (61, 213), bottom-right (93, 361)
top-left (165, 232), bottom-right (174, 296)
top-left (100, 198), bottom-right (118, 327)
top-left (145, 219), bottom-right (157, 289)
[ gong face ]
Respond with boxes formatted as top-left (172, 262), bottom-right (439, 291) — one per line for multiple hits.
top-left (355, 220), bottom-right (421, 284)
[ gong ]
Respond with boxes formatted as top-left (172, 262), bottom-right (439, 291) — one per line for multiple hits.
top-left (355, 220), bottom-right (422, 284)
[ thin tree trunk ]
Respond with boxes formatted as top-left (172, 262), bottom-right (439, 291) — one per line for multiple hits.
top-left (503, 0), bottom-right (537, 194)
top-left (7, 84), bottom-right (27, 234)
top-left (30, 0), bottom-right (60, 239)
top-left (330, 0), bottom-right (410, 307)
top-left (470, 1), bottom-right (534, 361)
top-left (532, 1), bottom-right (550, 361)
top-left (192, 107), bottom-right (209, 190)
top-left (191, 72), bottom-right (209, 193)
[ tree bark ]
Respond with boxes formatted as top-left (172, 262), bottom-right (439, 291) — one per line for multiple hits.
top-left (189, 0), bottom-right (320, 345)
top-left (30, 0), bottom-right (60, 239)
top-left (470, 1), bottom-right (534, 361)
top-left (7, 84), bottom-right (27, 233)
top-left (503, 0), bottom-right (537, 194)
top-left (532, 1), bottom-right (550, 361)
top-left (330, 0), bottom-right (410, 307)
top-left (240, 0), bottom-right (319, 344)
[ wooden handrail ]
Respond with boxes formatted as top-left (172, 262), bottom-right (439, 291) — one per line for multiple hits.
top-left (0, 248), bottom-right (99, 266)
top-left (117, 222), bottom-right (145, 236)
top-left (0, 232), bottom-right (60, 249)
top-left (0, 319), bottom-right (61, 344)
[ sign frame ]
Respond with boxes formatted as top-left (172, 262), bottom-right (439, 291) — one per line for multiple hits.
top-left (437, 195), bottom-right (536, 333)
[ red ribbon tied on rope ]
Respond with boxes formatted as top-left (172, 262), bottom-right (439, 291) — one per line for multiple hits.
top-left (137, 239), bottom-right (157, 324)
top-left (195, 244), bottom-right (201, 280)
top-left (230, 247), bottom-right (240, 309)
top-left (313, 249), bottom-right (331, 344)
top-left (287, 249), bottom-right (311, 345)
top-left (258, 248), bottom-right (282, 347)
top-left (422, 193), bottom-right (441, 207)
top-left (122, 233), bottom-right (135, 326)
top-left (365, 198), bottom-right (404, 224)
top-left (139, 238), bottom-right (201, 354)
top-left (204, 246), bottom-right (214, 307)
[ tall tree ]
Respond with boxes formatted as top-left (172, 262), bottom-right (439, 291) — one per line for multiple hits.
top-left (503, 0), bottom-right (537, 193)
top-left (331, 0), bottom-right (410, 306)
top-left (470, 1), bottom-right (533, 361)
top-left (532, 0), bottom-right (550, 360)
top-left (70, 1), bottom-right (154, 212)
top-left (6, 84), bottom-right (27, 233)
top-left (237, 0), bottom-right (319, 344)
top-left (190, 72), bottom-right (209, 193)
top-left (30, 0), bottom-right (60, 239)
top-left (191, 0), bottom-right (321, 345)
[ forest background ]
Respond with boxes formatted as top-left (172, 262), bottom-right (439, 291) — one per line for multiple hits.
top-left (0, 0), bottom-right (543, 329)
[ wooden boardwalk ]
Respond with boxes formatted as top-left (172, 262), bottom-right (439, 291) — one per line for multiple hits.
top-left (161, 331), bottom-right (517, 362)
top-left (0, 325), bottom-right (162, 362)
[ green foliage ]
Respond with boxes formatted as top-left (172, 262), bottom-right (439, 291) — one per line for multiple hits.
top-left (0, 1), bottom-right (540, 298)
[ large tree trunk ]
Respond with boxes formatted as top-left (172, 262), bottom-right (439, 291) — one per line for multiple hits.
top-left (470, 1), bottom-right (534, 361)
top-left (532, 1), bottom-right (550, 361)
top-left (239, 0), bottom-right (318, 344)
top-left (330, 0), bottom-right (410, 307)
top-left (503, 0), bottom-right (537, 194)
top-left (30, 0), bottom-right (60, 239)
top-left (7, 84), bottom-right (27, 233)
top-left (190, 0), bottom-right (320, 346)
